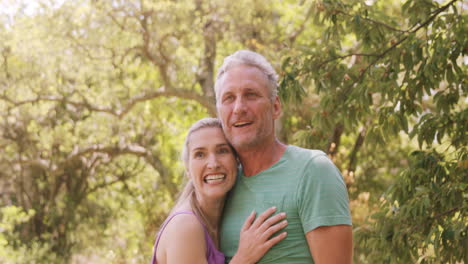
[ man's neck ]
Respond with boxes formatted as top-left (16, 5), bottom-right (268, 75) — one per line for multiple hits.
top-left (238, 139), bottom-right (287, 177)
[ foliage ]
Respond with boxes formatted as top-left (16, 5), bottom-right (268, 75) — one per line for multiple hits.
top-left (0, 206), bottom-right (59, 263)
top-left (0, 0), bottom-right (310, 262)
top-left (280, 0), bottom-right (467, 262)
top-left (358, 150), bottom-right (467, 263)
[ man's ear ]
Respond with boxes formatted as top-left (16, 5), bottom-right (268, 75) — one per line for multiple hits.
top-left (272, 96), bottom-right (282, 120)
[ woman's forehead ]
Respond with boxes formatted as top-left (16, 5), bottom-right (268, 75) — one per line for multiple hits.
top-left (188, 127), bottom-right (227, 149)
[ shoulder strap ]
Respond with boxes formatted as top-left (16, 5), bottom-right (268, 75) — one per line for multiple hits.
top-left (151, 210), bottom-right (206, 264)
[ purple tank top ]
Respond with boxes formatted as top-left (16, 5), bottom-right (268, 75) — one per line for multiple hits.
top-left (151, 210), bottom-right (225, 264)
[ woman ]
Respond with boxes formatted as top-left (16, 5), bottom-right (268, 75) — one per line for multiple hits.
top-left (151, 117), bottom-right (288, 264)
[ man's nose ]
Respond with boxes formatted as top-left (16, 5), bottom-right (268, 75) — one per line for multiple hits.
top-left (233, 97), bottom-right (246, 114)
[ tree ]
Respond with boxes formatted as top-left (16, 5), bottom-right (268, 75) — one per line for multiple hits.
top-left (0, 0), bottom-right (315, 262)
top-left (0, 0), bottom-right (466, 263)
top-left (280, 0), bottom-right (467, 262)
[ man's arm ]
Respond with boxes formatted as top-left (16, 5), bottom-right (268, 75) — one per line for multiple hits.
top-left (306, 225), bottom-right (353, 264)
top-left (297, 152), bottom-right (353, 263)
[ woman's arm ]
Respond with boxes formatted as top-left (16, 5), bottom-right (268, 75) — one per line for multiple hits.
top-left (161, 213), bottom-right (208, 264)
top-left (230, 207), bottom-right (288, 264)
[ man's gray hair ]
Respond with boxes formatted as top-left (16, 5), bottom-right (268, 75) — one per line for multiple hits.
top-left (214, 50), bottom-right (279, 102)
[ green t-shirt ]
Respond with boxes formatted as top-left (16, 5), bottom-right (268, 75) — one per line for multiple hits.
top-left (220, 145), bottom-right (351, 263)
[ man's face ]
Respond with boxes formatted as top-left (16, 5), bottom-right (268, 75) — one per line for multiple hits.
top-left (216, 65), bottom-right (281, 151)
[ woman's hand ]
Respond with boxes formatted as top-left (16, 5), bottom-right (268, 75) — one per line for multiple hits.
top-left (230, 206), bottom-right (288, 264)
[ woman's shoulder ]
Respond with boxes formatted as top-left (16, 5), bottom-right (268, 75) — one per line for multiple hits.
top-left (160, 211), bottom-right (206, 246)
top-left (167, 212), bottom-right (204, 235)
top-left (158, 211), bottom-right (208, 262)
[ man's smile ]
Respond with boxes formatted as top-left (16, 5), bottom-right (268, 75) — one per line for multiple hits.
top-left (233, 121), bottom-right (253, 128)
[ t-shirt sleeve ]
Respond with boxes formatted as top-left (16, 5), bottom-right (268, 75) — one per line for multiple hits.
top-left (297, 152), bottom-right (352, 233)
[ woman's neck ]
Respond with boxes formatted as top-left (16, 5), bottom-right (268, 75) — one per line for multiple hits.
top-left (179, 195), bottom-right (225, 247)
top-left (197, 196), bottom-right (224, 231)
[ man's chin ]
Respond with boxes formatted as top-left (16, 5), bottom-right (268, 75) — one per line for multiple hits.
top-left (230, 138), bottom-right (259, 151)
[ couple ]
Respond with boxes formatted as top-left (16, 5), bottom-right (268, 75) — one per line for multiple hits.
top-left (152, 50), bottom-right (352, 263)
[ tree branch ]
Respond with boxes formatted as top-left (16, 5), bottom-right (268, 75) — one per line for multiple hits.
top-left (62, 143), bottom-right (178, 195)
top-left (336, 10), bottom-right (408, 33)
top-left (116, 88), bottom-right (216, 117)
top-left (2, 47), bottom-right (11, 79)
top-left (65, 144), bottom-right (149, 163)
top-left (318, 53), bottom-right (380, 69)
top-left (327, 122), bottom-right (344, 161)
top-left (347, 127), bottom-right (366, 173)
top-left (198, 18), bottom-right (217, 100)
top-left (345, 0), bottom-right (458, 94)
top-left (85, 169), bottom-right (137, 195)
top-left (288, 2), bottom-right (315, 43)
top-left (66, 33), bottom-right (113, 61)
top-left (12, 158), bottom-right (50, 171)
top-left (409, 206), bottom-right (465, 234)
top-left (0, 88), bottom-right (217, 118)
top-left (318, 0), bottom-right (458, 74)
top-left (137, 9), bottom-right (174, 91)
top-left (432, 207), bottom-right (461, 220)
top-left (107, 10), bottom-right (128, 31)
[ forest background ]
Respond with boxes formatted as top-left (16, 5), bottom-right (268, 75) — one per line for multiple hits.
top-left (0, 0), bottom-right (466, 263)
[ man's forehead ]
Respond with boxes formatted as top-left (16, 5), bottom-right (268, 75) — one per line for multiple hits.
top-left (220, 66), bottom-right (268, 89)
top-left (224, 64), bottom-right (266, 78)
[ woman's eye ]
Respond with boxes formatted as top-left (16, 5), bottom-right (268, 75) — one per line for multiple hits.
top-left (194, 152), bottom-right (205, 158)
top-left (218, 147), bottom-right (231, 154)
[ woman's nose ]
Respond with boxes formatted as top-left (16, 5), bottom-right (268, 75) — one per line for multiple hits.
top-left (206, 154), bottom-right (220, 169)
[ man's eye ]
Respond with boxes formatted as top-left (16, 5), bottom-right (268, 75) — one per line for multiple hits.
top-left (223, 95), bottom-right (234, 103)
top-left (246, 92), bottom-right (258, 98)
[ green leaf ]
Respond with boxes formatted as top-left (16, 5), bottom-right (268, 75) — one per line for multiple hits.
top-left (446, 64), bottom-right (455, 83)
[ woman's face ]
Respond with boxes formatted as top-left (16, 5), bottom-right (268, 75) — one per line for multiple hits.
top-left (187, 127), bottom-right (237, 202)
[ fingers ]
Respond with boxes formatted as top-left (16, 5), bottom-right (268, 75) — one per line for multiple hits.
top-left (259, 212), bottom-right (286, 232)
top-left (265, 232), bottom-right (287, 249)
top-left (251, 206), bottom-right (277, 229)
top-left (241, 210), bottom-right (256, 231)
top-left (262, 219), bottom-right (288, 240)
top-left (237, 208), bottom-right (288, 261)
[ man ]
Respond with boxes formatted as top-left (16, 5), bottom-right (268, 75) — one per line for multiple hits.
top-left (215, 50), bottom-right (353, 263)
